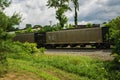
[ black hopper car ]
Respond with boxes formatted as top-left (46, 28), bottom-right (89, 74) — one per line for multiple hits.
top-left (13, 27), bottom-right (111, 49)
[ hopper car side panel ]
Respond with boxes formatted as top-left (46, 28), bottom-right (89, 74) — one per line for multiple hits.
top-left (46, 27), bottom-right (103, 44)
top-left (13, 33), bottom-right (35, 43)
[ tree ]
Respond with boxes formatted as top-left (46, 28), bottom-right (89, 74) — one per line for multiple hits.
top-left (0, 1), bottom-right (22, 40)
top-left (0, 0), bottom-right (11, 11)
top-left (71, 0), bottom-right (79, 28)
top-left (107, 16), bottom-right (120, 63)
top-left (47, 0), bottom-right (71, 28)
top-left (25, 24), bottom-right (32, 29)
top-left (33, 25), bottom-right (42, 29)
top-left (0, 0), bottom-right (21, 76)
top-left (39, 25), bottom-right (53, 32)
top-left (24, 24), bottom-right (32, 33)
top-left (7, 13), bottom-right (22, 31)
top-left (86, 23), bottom-right (93, 28)
top-left (0, 12), bottom-right (22, 40)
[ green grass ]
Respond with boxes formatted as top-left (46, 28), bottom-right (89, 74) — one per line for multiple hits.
top-left (8, 59), bottom-right (60, 80)
top-left (1, 52), bottom-right (120, 80)
top-left (7, 53), bottom-right (87, 80)
top-left (33, 54), bottom-right (108, 80)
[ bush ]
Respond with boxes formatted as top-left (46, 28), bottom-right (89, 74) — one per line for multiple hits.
top-left (107, 16), bottom-right (120, 63)
top-left (23, 42), bottom-right (39, 54)
top-left (0, 40), bottom-right (9, 76)
top-left (39, 47), bottom-right (46, 54)
top-left (105, 62), bottom-right (120, 80)
top-left (0, 40), bottom-right (44, 60)
top-left (0, 52), bottom-right (8, 76)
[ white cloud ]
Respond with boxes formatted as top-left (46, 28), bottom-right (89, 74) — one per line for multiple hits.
top-left (4, 0), bottom-right (120, 28)
top-left (5, 0), bottom-right (56, 28)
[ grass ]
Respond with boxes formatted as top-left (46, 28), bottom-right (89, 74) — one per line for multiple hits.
top-left (0, 52), bottom-right (120, 80)
top-left (33, 54), bottom-right (108, 80)
top-left (4, 53), bottom-right (87, 80)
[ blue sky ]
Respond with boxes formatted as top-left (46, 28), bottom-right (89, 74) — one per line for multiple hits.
top-left (5, 0), bottom-right (120, 28)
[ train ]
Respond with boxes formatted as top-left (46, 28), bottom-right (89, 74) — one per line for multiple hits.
top-left (13, 27), bottom-right (111, 49)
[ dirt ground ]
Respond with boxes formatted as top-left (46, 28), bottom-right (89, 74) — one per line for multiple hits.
top-left (0, 71), bottom-right (42, 80)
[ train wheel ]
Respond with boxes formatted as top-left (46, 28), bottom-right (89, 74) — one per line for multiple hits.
top-left (45, 45), bottom-right (51, 49)
top-left (37, 44), bottom-right (43, 48)
top-left (70, 44), bottom-right (77, 48)
top-left (61, 44), bottom-right (68, 48)
top-left (96, 44), bottom-right (102, 49)
top-left (51, 45), bottom-right (57, 48)
top-left (91, 44), bottom-right (96, 48)
top-left (104, 44), bottom-right (110, 49)
top-left (80, 44), bottom-right (86, 48)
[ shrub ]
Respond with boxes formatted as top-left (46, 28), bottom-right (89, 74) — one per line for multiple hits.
top-left (0, 40), bottom-right (43, 59)
top-left (105, 62), bottom-right (120, 80)
top-left (107, 16), bottom-right (120, 63)
top-left (0, 52), bottom-right (8, 76)
top-left (39, 47), bottom-right (46, 54)
top-left (0, 40), bottom-right (10, 76)
top-left (23, 42), bottom-right (39, 54)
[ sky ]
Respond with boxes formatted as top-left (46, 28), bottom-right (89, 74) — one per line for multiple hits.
top-left (5, 0), bottom-right (120, 29)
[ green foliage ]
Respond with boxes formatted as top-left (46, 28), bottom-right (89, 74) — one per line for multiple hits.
top-left (24, 24), bottom-right (33, 33)
top-left (8, 41), bottom-right (42, 54)
top-left (40, 25), bottom-right (53, 32)
top-left (71, 0), bottom-right (79, 10)
top-left (0, 40), bottom-right (23, 54)
top-left (0, 40), bottom-right (10, 76)
top-left (39, 47), bottom-right (46, 54)
top-left (71, 0), bottom-right (79, 27)
top-left (26, 24), bottom-right (32, 28)
top-left (107, 16), bottom-right (120, 63)
top-left (0, 12), bottom-right (21, 40)
top-left (64, 24), bottom-right (74, 29)
top-left (56, 7), bottom-right (69, 28)
top-left (33, 55), bottom-right (107, 80)
top-left (47, 0), bottom-right (71, 28)
top-left (39, 24), bottom-right (63, 32)
top-left (0, 11), bottom-right (8, 30)
top-left (25, 27), bottom-right (33, 33)
top-left (0, 0), bottom-right (11, 10)
top-left (52, 24), bottom-right (62, 31)
top-left (0, 0), bottom-right (21, 77)
top-left (0, 0), bottom-right (22, 40)
top-left (7, 13), bottom-right (22, 31)
top-left (5, 49), bottom-right (120, 80)
top-left (104, 62), bottom-right (120, 80)
top-left (0, 41), bottom-right (44, 59)
top-left (0, 30), bottom-right (13, 40)
top-left (0, 12), bottom-right (22, 32)
top-left (15, 29), bottom-right (24, 34)
top-left (0, 52), bottom-right (8, 76)
top-left (23, 42), bottom-right (40, 54)
top-left (47, 0), bottom-right (70, 8)
top-left (86, 23), bottom-right (93, 28)
top-left (33, 25), bottom-right (42, 28)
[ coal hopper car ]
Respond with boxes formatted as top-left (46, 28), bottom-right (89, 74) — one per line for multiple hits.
top-left (13, 27), bottom-right (110, 48)
top-left (37, 27), bottom-right (110, 48)
top-left (13, 33), bottom-right (35, 43)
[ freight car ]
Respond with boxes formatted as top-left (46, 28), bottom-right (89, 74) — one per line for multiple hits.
top-left (13, 33), bottom-right (35, 43)
top-left (13, 27), bottom-right (110, 49)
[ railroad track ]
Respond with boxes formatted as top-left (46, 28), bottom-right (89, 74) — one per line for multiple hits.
top-left (45, 48), bottom-right (113, 61)
top-left (45, 48), bottom-right (112, 53)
